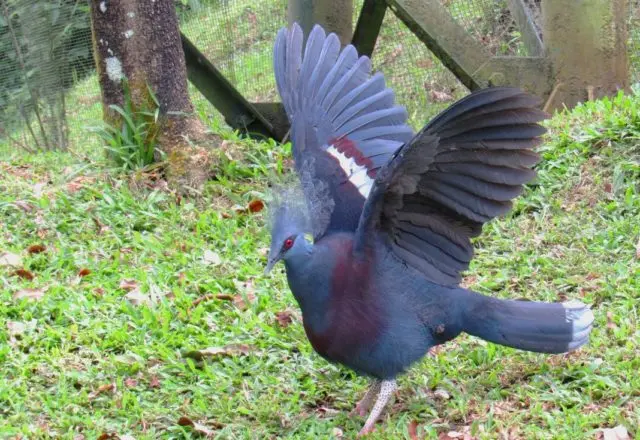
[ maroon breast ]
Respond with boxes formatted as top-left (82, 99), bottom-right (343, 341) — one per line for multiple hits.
top-left (303, 237), bottom-right (384, 363)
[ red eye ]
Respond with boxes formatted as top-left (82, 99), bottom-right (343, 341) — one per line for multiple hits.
top-left (283, 238), bottom-right (294, 250)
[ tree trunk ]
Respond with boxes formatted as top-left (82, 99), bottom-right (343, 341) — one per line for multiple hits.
top-left (288, 0), bottom-right (354, 46)
top-left (89, 0), bottom-right (215, 191)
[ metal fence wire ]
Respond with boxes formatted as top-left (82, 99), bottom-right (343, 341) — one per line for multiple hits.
top-left (0, 0), bottom-right (639, 149)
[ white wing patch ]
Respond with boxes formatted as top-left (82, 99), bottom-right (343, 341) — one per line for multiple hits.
top-left (326, 144), bottom-right (374, 198)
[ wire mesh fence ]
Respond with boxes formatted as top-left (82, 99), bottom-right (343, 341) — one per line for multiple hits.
top-left (0, 0), bottom-right (639, 151)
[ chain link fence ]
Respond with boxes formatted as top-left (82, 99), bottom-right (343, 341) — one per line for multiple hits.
top-left (1, 0), bottom-right (639, 151)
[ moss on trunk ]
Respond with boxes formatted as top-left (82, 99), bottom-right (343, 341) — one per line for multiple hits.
top-left (89, 0), bottom-right (217, 192)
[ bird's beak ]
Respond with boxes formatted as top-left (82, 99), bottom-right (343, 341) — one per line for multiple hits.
top-left (264, 258), bottom-right (277, 275)
top-left (264, 253), bottom-right (281, 275)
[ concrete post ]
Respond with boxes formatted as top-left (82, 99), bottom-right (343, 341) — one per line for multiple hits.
top-left (287, 0), bottom-right (354, 46)
top-left (542, 0), bottom-right (629, 110)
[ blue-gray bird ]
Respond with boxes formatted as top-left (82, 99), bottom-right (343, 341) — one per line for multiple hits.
top-left (264, 23), bottom-right (594, 436)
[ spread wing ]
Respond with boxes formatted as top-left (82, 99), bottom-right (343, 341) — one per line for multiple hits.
top-left (354, 87), bottom-right (548, 285)
top-left (274, 23), bottom-right (414, 239)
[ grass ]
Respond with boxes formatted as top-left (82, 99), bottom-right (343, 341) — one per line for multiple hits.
top-left (1, 78), bottom-right (640, 439)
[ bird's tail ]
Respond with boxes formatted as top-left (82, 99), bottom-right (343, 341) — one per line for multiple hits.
top-left (458, 289), bottom-right (594, 353)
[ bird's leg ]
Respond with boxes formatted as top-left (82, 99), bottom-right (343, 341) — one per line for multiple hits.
top-left (357, 379), bottom-right (396, 437)
top-left (350, 380), bottom-right (381, 417)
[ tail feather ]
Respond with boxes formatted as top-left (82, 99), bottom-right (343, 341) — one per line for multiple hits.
top-left (460, 290), bottom-right (595, 354)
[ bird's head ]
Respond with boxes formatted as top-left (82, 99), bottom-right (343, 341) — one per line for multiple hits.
top-left (264, 184), bottom-right (313, 274)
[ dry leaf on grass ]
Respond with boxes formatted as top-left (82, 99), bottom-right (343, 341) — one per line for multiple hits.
top-left (177, 416), bottom-right (217, 437)
top-left (78, 268), bottom-right (91, 277)
top-left (332, 427), bottom-right (344, 438)
top-left (439, 430), bottom-right (476, 440)
top-left (14, 200), bottom-right (34, 212)
top-left (13, 287), bottom-right (46, 301)
top-left (124, 377), bottom-right (138, 388)
top-left (232, 279), bottom-right (256, 310)
top-left (430, 89), bottom-right (454, 102)
top-left (233, 199), bottom-right (265, 215)
top-left (0, 251), bottom-right (22, 267)
top-left (202, 250), bottom-right (221, 266)
top-left (66, 176), bottom-right (96, 193)
top-left (125, 288), bottom-right (151, 306)
top-left (119, 279), bottom-right (138, 291)
top-left (598, 425), bottom-right (630, 440)
top-left (148, 375), bottom-right (161, 389)
top-left (247, 199), bottom-right (264, 213)
top-left (7, 321), bottom-right (27, 337)
top-left (275, 311), bottom-right (293, 328)
top-left (13, 269), bottom-right (35, 280)
top-left (183, 344), bottom-right (252, 361)
top-left (89, 383), bottom-right (115, 400)
top-left (408, 421), bottom-right (419, 440)
top-left (27, 244), bottom-right (46, 254)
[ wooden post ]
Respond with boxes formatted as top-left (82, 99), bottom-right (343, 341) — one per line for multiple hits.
top-left (288, 0), bottom-right (354, 45)
top-left (542, 0), bottom-right (629, 110)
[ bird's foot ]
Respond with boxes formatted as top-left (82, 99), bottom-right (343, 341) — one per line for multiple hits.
top-left (357, 379), bottom-right (396, 436)
top-left (357, 425), bottom-right (376, 437)
top-left (349, 401), bottom-right (369, 418)
top-left (349, 380), bottom-right (381, 418)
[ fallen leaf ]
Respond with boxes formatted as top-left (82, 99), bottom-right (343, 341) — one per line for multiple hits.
top-left (33, 182), bottom-right (46, 197)
top-left (89, 383), bottom-right (115, 400)
top-left (177, 416), bottom-right (215, 437)
top-left (7, 321), bottom-right (27, 336)
top-left (13, 287), bottom-right (46, 301)
top-left (332, 427), bottom-right (344, 438)
top-left (66, 176), bottom-right (96, 193)
top-left (96, 433), bottom-right (118, 440)
top-left (94, 287), bottom-right (105, 296)
top-left (0, 251), bottom-right (22, 267)
top-left (119, 279), bottom-right (138, 291)
top-left (598, 425), bottom-right (630, 440)
top-left (430, 89), bottom-right (454, 102)
top-left (183, 344), bottom-right (252, 361)
top-left (606, 311), bottom-right (618, 331)
top-left (408, 420), bottom-right (419, 440)
top-left (148, 375), bottom-right (161, 389)
top-left (14, 268), bottom-right (35, 280)
top-left (73, 434), bottom-right (86, 440)
top-left (14, 200), bottom-right (34, 212)
top-left (202, 250), bottom-right (221, 266)
top-left (247, 199), bottom-right (264, 213)
top-left (604, 182), bottom-right (612, 193)
top-left (124, 378), bottom-right (138, 388)
top-left (119, 436), bottom-right (136, 440)
top-left (27, 244), bottom-right (46, 254)
top-left (221, 212), bottom-right (232, 219)
top-left (125, 288), bottom-right (151, 306)
top-left (275, 311), bottom-right (293, 328)
top-left (232, 279), bottom-right (256, 310)
top-left (92, 217), bottom-right (110, 234)
top-left (78, 268), bottom-right (91, 277)
top-left (434, 388), bottom-right (451, 400)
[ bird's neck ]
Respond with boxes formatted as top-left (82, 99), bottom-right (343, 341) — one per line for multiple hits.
top-left (284, 242), bottom-right (331, 332)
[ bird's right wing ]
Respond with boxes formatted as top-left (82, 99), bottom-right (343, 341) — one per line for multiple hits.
top-left (353, 87), bottom-right (548, 286)
top-left (274, 23), bottom-right (414, 239)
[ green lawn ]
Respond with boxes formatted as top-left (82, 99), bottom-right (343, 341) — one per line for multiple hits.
top-left (1, 80), bottom-right (639, 439)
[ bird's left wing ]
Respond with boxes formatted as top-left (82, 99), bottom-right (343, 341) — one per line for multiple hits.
top-left (274, 23), bottom-right (414, 239)
top-left (353, 87), bottom-right (547, 286)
